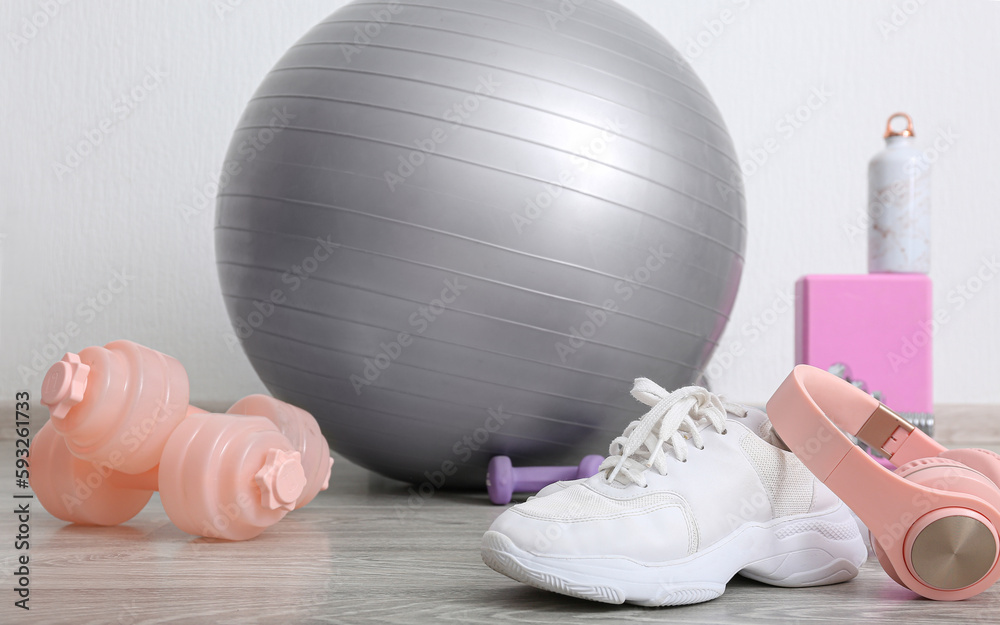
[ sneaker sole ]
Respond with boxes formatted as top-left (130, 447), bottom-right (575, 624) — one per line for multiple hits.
top-left (481, 502), bottom-right (867, 607)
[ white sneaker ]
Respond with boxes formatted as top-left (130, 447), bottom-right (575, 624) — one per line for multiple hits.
top-left (481, 379), bottom-right (867, 606)
top-left (528, 480), bottom-right (578, 500)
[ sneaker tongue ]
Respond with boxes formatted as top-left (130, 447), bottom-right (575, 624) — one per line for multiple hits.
top-left (653, 409), bottom-right (747, 457)
top-left (737, 406), bottom-right (768, 432)
top-left (615, 397), bottom-right (754, 482)
top-left (686, 405), bottom-right (771, 441)
top-left (736, 407), bottom-right (785, 446)
top-left (686, 406), bottom-right (759, 433)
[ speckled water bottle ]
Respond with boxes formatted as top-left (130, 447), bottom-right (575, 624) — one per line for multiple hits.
top-left (868, 113), bottom-right (931, 273)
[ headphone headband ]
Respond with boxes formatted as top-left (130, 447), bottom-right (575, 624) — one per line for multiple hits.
top-left (767, 365), bottom-right (945, 479)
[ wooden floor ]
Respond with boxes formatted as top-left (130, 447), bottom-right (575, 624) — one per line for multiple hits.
top-left (6, 440), bottom-right (1000, 624)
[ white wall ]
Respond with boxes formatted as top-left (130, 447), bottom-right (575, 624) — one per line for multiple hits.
top-left (3, 0), bottom-right (999, 406)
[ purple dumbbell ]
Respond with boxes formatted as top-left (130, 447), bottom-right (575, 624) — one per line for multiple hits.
top-left (487, 455), bottom-right (605, 505)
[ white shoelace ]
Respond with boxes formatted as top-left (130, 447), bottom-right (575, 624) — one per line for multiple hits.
top-left (600, 378), bottom-right (747, 487)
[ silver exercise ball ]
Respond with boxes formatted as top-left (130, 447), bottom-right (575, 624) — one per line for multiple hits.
top-left (215, 0), bottom-right (746, 487)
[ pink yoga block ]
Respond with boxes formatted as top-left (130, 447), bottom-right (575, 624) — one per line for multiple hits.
top-left (796, 274), bottom-right (932, 415)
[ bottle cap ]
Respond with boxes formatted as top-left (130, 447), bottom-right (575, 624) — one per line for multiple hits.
top-left (885, 112), bottom-right (915, 138)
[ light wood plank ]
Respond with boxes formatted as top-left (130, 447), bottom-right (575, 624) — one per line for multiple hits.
top-left (3, 408), bottom-right (1000, 623)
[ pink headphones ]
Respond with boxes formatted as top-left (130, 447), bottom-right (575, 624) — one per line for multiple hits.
top-left (767, 364), bottom-right (1000, 600)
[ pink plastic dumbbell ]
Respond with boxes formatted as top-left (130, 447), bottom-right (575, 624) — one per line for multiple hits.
top-left (487, 455), bottom-right (604, 505)
top-left (31, 340), bottom-right (333, 540)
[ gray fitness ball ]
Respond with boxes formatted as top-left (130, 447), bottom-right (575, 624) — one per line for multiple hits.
top-left (215, 0), bottom-right (746, 488)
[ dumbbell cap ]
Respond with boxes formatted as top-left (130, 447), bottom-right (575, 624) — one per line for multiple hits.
top-left (322, 457), bottom-right (334, 491)
top-left (255, 449), bottom-right (307, 512)
top-left (487, 456), bottom-right (515, 505)
top-left (41, 353), bottom-right (90, 420)
top-left (227, 394), bottom-right (333, 508)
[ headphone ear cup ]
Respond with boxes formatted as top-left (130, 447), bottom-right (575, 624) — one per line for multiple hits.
top-left (893, 456), bottom-right (1000, 500)
top-left (940, 448), bottom-right (1000, 492)
top-left (870, 531), bottom-right (905, 587)
top-left (890, 457), bottom-right (1000, 595)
